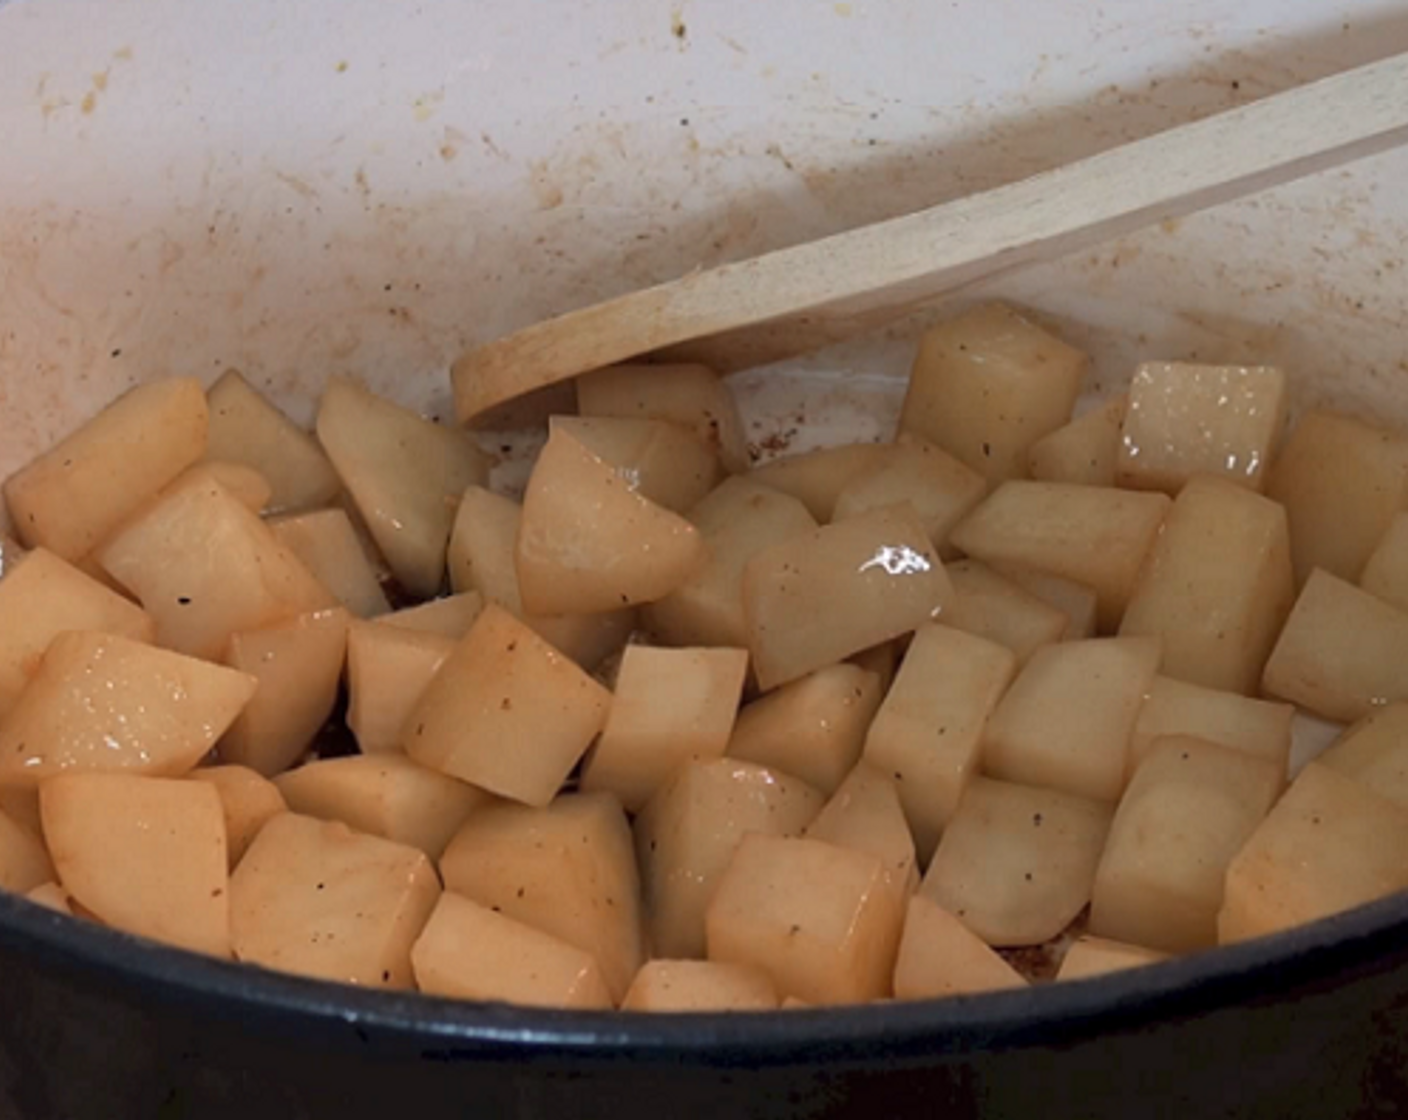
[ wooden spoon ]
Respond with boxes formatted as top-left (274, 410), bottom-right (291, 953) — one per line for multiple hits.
top-left (453, 52), bottom-right (1408, 423)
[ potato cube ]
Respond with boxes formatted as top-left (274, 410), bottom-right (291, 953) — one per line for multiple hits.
top-left (989, 563), bottom-right (1099, 640)
top-left (527, 609), bottom-right (638, 674)
top-left (1317, 704), bottom-right (1408, 810)
top-left (892, 894), bottom-right (1027, 1000)
top-left (942, 560), bottom-right (1067, 666)
top-left (849, 640), bottom-right (902, 693)
top-left (440, 793), bottom-right (644, 1001)
top-left (621, 959), bottom-right (779, 1012)
top-left (863, 624), bottom-right (1017, 856)
top-left (749, 444), bottom-right (886, 522)
top-left (200, 461), bottom-right (273, 514)
top-left (0, 789), bottom-right (40, 835)
top-left (805, 763), bottom-right (919, 904)
top-left (0, 807), bottom-right (55, 894)
top-left (899, 303), bottom-right (1087, 485)
top-left (189, 766), bottom-right (287, 869)
top-left (1090, 737), bottom-right (1281, 952)
top-left (0, 632), bottom-right (257, 787)
top-left (411, 892), bottom-right (613, 1009)
top-left (4, 378), bottom-right (208, 560)
top-left (269, 509), bottom-right (390, 618)
top-left (403, 605), bottom-right (611, 807)
top-left (1360, 512), bottom-right (1408, 612)
top-left (743, 505), bottom-right (953, 690)
top-left (950, 482), bottom-right (1170, 631)
top-left (983, 637), bottom-right (1161, 803)
top-left (1056, 936), bottom-right (1169, 982)
top-left (42, 773), bottom-right (228, 956)
top-left (346, 622), bottom-right (456, 754)
top-left (25, 882), bottom-right (73, 915)
top-left (1130, 675), bottom-right (1293, 785)
top-left (1220, 763), bottom-right (1408, 943)
top-left (1262, 570), bottom-right (1408, 723)
top-left (634, 759), bottom-right (825, 959)
top-left (549, 415), bottom-right (723, 514)
top-left (377, 591), bottom-right (484, 639)
top-left (1027, 395), bottom-right (1127, 487)
top-left (921, 777), bottom-right (1113, 947)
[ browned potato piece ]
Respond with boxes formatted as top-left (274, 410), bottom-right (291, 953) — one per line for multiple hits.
top-left (189, 766), bottom-right (287, 869)
top-left (346, 622), bottom-right (456, 754)
top-left (983, 637), bottom-right (1161, 803)
top-left (1027, 396), bottom-right (1127, 487)
top-left (892, 894), bottom-right (1027, 1001)
top-left (440, 793), bottom-right (644, 1002)
top-left (749, 444), bottom-right (887, 522)
top-left (1056, 936), bottom-right (1169, 981)
top-left (0, 632), bottom-right (257, 787)
top-left (863, 624), bottom-right (1017, 857)
top-left (377, 591), bottom-right (484, 638)
top-left (1090, 737), bottom-right (1281, 953)
top-left (921, 777), bottom-right (1113, 947)
top-left (1117, 363), bottom-right (1286, 494)
top-left (4, 378), bottom-right (208, 560)
top-left (899, 303), bottom-right (1087, 485)
top-left (411, 892), bottom-right (613, 1010)
top-left (0, 807), bottom-right (55, 894)
top-left (950, 482), bottom-right (1170, 631)
top-left (805, 763), bottom-right (918, 904)
top-left (1317, 704), bottom-right (1408, 810)
top-left (269, 509), bottom-right (390, 618)
top-left (1360, 512), bottom-right (1408, 612)
top-left (403, 605), bottom-right (611, 807)
top-left (942, 560), bottom-right (1068, 666)
top-left (706, 834), bottom-right (905, 1005)
top-left (549, 415), bottom-right (723, 514)
top-left (1266, 408), bottom-right (1408, 585)
top-left (42, 773), bottom-right (228, 957)
top-left (621, 960), bottom-right (779, 1012)
top-left (1130, 675), bottom-right (1293, 786)
top-left (634, 759), bottom-right (825, 959)
top-left (989, 563), bottom-right (1099, 640)
top-left (1262, 570), bottom-right (1408, 723)
top-left (1220, 764), bottom-right (1408, 943)
top-left (743, 504), bottom-right (953, 691)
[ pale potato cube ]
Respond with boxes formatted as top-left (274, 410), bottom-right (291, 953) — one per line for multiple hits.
top-left (942, 560), bottom-right (1067, 666)
top-left (276, 754), bottom-right (491, 860)
top-left (403, 605), bottom-right (611, 807)
top-left (1220, 763), bottom-right (1408, 943)
top-left (1317, 704), bottom-right (1408, 810)
top-left (206, 369), bottom-right (341, 515)
top-left (1117, 363), bottom-right (1286, 494)
top-left (805, 763), bottom-right (919, 904)
top-left (1027, 395), bottom-right (1127, 487)
top-left (989, 564), bottom-right (1099, 640)
top-left (200, 461), bottom-right (273, 514)
top-left (411, 892), bottom-right (613, 1009)
top-left (1360, 512), bottom-right (1408, 612)
top-left (42, 773), bottom-right (228, 957)
top-left (346, 622), bottom-right (456, 755)
top-left (581, 646), bottom-right (749, 812)
top-left (0, 807), bottom-right (55, 894)
top-left (1090, 737), bottom-right (1281, 952)
top-left (1266, 408), bottom-right (1408, 585)
top-left (527, 609), bottom-right (638, 674)
top-left (440, 793), bottom-right (644, 1001)
top-left (269, 509), bottom-right (390, 618)
top-left (189, 766), bottom-right (287, 869)
top-left (517, 428), bottom-right (706, 615)
top-left (1262, 570), bottom-right (1408, 723)
top-left (892, 894), bottom-right (1028, 1000)
top-left (376, 592), bottom-right (484, 638)
top-left (621, 959), bottom-right (779, 1012)
top-left (221, 608), bottom-right (349, 777)
top-left (644, 477), bottom-right (817, 650)
top-left (1056, 936), bottom-right (1169, 982)
top-left (25, 881), bottom-right (73, 915)
top-left (317, 376), bottom-right (489, 598)
top-left (4, 378), bottom-right (208, 560)
top-left (727, 664), bottom-right (883, 795)
top-left (950, 482), bottom-right (1170, 631)
top-left (863, 624), bottom-right (1017, 856)
top-left (983, 637), bottom-right (1161, 803)
top-left (749, 444), bottom-right (886, 522)
top-left (0, 632), bottom-right (257, 787)
top-left (921, 777), bottom-right (1113, 947)
top-left (899, 303), bottom-right (1087, 485)
top-left (549, 415), bottom-right (723, 514)
top-left (706, 834), bottom-right (905, 1005)
top-left (1130, 675), bottom-right (1293, 785)
top-left (634, 759), bottom-right (825, 959)
top-left (743, 505), bottom-right (953, 691)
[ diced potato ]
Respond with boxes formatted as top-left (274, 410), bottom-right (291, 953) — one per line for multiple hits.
top-left (850, 640), bottom-right (902, 693)
top-left (0, 788), bottom-right (42, 835)
top-left (1056, 936), bottom-right (1169, 982)
top-left (41, 773), bottom-right (228, 956)
top-left (983, 637), bottom-right (1161, 803)
top-left (230, 813), bottom-right (441, 987)
top-left (749, 444), bottom-right (886, 522)
top-left (1266, 408), bottom-right (1408, 585)
top-left (1027, 396), bottom-right (1127, 487)
top-left (621, 959), bottom-right (779, 1012)
top-left (189, 766), bottom-right (287, 869)
top-left (645, 477), bottom-right (817, 650)
top-left (346, 622), bottom-right (457, 755)
top-left (921, 777), bottom-right (1113, 947)
top-left (316, 376), bottom-right (489, 598)
top-left (0, 807), bottom-right (55, 894)
top-left (275, 754), bottom-right (491, 860)
top-left (951, 482), bottom-right (1170, 631)
top-left (0, 631), bottom-right (257, 787)
top-left (989, 563), bottom-right (1099, 640)
top-left (206, 369), bottom-right (341, 515)
top-left (892, 894), bottom-right (1027, 1000)
top-left (402, 605), bottom-right (611, 807)
top-left (221, 608), bottom-right (349, 778)
top-left (269, 509), bottom-right (390, 618)
top-left (805, 763), bottom-right (919, 904)
top-left (1262, 570), bottom-right (1408, 723)
top-left (1090, 737), bottom-right (1281, 952)
top-left (440, 793), bottom-right (644, 1002)
top-left (1317, 704), bottom-right (1408, 810)
top-left (25, 881), bottom-right (73, 915)
top-left (201, 461), bottom-right (273, 514)
top-left (706, 834), bottom-right (905, 1005)
top-left (1360, 512), bottom-right (1408, 612)
top-left (1130, 675), bottom-right (1293, 785)
top-left (942, 559), bottom-right (1068, 666)
top-left (549, 415), bottom-right (723, 514)
top-left (728, 664), bottom-right (883, 795)
top-left (1219, 763), bottom-right (1408, 943)
top-left (1117, 363), bottom-right (1286, 494)
top-left (899, 303), bottom-right (1087, 485)
top-left (742, 505), bottom-right (953, 691)
top-left (527, 609), bottom-right (638, 674)
top-left (411, 892), bottom-right (613, 1009)
top-left (634, 759), bottom-right (825, 959)
top-left (576, 362), bottom-right (750, 474)
top-left (581, 646), bottom-right (749, 812)
top-left (376, 591), bottom-right (484, 638)
top-left (516, 428), bottom-right (706, 615)
top-left (863, 624), bottom-right (1017, 856)
top-left (4, 378), bottom-right (208, 560)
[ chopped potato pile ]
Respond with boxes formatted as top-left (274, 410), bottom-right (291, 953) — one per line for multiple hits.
top-left (6, 304), bottom-right (1408, 1013)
